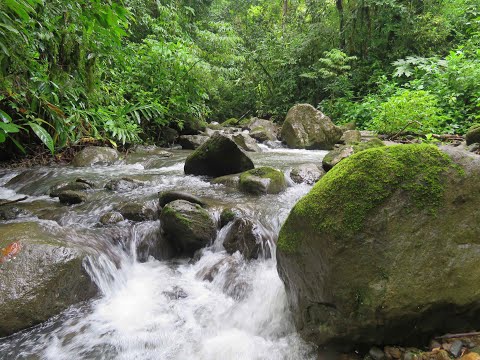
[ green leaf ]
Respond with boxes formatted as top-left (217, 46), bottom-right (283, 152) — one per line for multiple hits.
top-left (8, 135), bottom-right (26, 153)
top-left (0, 131), bottom-right (6, 143)
top-left (27, 122), bottom-right (55, 154)
top-left (0, 109), bottom-right (12, 123)
top-left (0, 122), bottom-right (20, 133)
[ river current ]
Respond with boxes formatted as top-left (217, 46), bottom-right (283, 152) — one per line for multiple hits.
top-left (0, 146), bottom-right (326, 360)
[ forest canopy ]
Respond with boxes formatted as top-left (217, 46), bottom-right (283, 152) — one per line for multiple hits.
top-left (0, 0), bottom-right (479, 155)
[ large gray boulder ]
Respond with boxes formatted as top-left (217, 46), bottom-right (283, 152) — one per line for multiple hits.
top-left (160, 200), bottom-right (216, 256)
top-left (72, 146), bottom-right (120, 167)
top-left (290, 163), bottom-right (325, 185)
top-left (277, 144), bottom-right (480, 349)
top-left (248, 118), bottom-right (279, 142)
top-left (184, 133), bottom-right (254, 177)
top-left (0, 222), bottom-right (97, 337)
top-left (280, 104), bottom-right (342, 150)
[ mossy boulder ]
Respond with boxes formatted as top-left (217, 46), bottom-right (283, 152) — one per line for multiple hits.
top-left (239, 167), bottom-right (287, 195)
top-left (341, 130), bottom-right (362, 144)
top-left (466, 124), bottom-right (480, 146)
top-left (71, 146), bottom-right (120, 167)
top-left (160, 200), bottom-right (216, 256)
top-left (322, 138), bottom-right (385, 171)
top-left (248, 118), bottom-right (278, 141)
top-left (221, 118), bottom-right (240, 127)
top-left (211, 173), bottom-right (241, 188)
top-left (184, 133), bottom-right (254, 177)
top-left (0, 222), bottom-right (98, 337)
top-left (280, 104), bottom-right (342, 150)
top-left (277, 144), bottom-right (480, 349)
top-left (290, 163), bottom-right (325, 185)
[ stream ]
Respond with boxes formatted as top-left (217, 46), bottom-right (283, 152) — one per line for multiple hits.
top-left (0, 146), bottom-right (326, 360)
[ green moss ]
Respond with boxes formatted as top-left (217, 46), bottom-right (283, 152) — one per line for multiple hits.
top-left (221, 118), bottom-right (239, 127)
top-left (278, 144), bottom-right (458, 253)
top-left (162, 205), bottom-right (191, 227)
top-left (239, 166), bottom-right (286, 194)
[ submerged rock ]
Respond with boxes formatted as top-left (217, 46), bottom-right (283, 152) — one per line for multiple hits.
top-left (104, 177), bottom-right (143, 192)
top-left (160, 200), bottom-right (216, 256)
top-left (158, 190), bottom-right (206, 208)
top-left (184, 133), bottom-right (254, 177)
top-left (0, 222), bottom-right (98, 337)
top-left (277, 144), bottom-right (480, 349)
top-left (71, 146), bottom-right (120, 167)
top-left (290, 163), bottom-right (325, 185)
top-left (280, 104), bottom-right (342, 150)
top-left (50, 181), bottom-right (91, 197)
top-left (239, 167), bottom-right (287, 195)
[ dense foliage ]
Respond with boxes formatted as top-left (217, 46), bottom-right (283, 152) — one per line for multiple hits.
top-left (1, 0), bottom-right (479, 155)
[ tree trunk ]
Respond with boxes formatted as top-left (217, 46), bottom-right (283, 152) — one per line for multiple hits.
top-left (336, 0), bottom-right (345, 49)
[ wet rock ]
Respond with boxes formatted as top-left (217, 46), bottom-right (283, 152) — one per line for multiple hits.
top-left (179, 119), bottom-right (207, 135)
top-left (280, 104), bottom-right (342, 150)
top-left (449, 340), bottom-right (464, 357)
top-left (466, 124), bottom-right (480, 146)
top-left (0, 207), bottom-right (32, 220)
top-left (277, 145), bottom-right (480, 349)
top-left (71, 146), bottom-right (120, 167)
top-left (158, 127), bottom-right (179, 145)
top-left (239, 167), bottom-right (287, 195)
top-left (322, 138), bottom-right (385, 171)
top-left (232, 133), bottom-right (262, 152)
top-left (178, 135), bottom-right (210, 150)
top-left (220, 208), bottom-right (241, 227)
top-left (104, 177), bottom-right (143, 192)
top-left (131, 145), bottom-right (173, 157)
top-left (50, 181), bottom-right (91, 197)
top-left (184, 133), bottom-right (254, 177)
top-left (118, 200), bottom-right (160, 221)
top-left (290, 163), bottom-right (325, 185)
top-left (160, 200), bottom-right (216, 256)
top-left (58, 190), bottom-right (87, 205)
top-left (341, 130), bottom-right (361, 144)
top-left (75, 178), bottom-right (96, 188)
top-left (99, 211), bottom-right (124, 225)
top-left (159, 191), bottom-right (206, 208)
top-left (212, 173), bottom-right (241, 188)
top-left (223, 218), bottom-right (266, 260)
top-left (0, 222), bottom-right (98, 337)
top-left (163, 286), bottom-right (188, 300)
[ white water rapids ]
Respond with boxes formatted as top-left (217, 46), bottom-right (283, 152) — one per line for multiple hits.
top-left (0, 147), bottom-right (326, 360)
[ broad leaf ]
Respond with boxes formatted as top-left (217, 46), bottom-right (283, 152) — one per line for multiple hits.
top-left (28, 122), bottom-right (55, 154)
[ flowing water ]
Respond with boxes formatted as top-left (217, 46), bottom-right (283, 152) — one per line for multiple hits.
top-left (0, 146), bottom-right (326, 360)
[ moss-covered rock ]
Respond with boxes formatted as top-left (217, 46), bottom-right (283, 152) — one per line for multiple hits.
top-left (160, 200), bottom-right (216, 256)
top-left (221, 118), bottom-right (239, 127)
top-left (58, 190), bottom-right (87, 205)
top-left (466, 124), bottom-right (480, 145)
top-left (184, 133), bottom-right (254, 177)
top-left (117, 200), bottom-right (160, 221)
top-left (277, 144), bottom-right (480, 349)
top-left (105, 177), bottom-right (143, 192)
top-left (322, 138), bottom-right (385, 171)
top-left (159, 191), bottom-right (206, 208)
top-left (280, 104), bottom-right (342, 150)
top-left (341, 130), bottom-right (361, 144)
top-left (239, 167), bottom-right (287, 195)
top-left (248, 118), bottom-right (278, 142)
top-left (71, 146), bottom-right (120, 167)
top-left (50, 180), bottom-right (92, 197)
top-left (0, 222), bottom-right (98, 337)
top-left (99, 211), bottom-right (124, 225)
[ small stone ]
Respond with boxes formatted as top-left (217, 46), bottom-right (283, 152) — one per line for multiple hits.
top-left (449, 340), bottom-right (464, 357)
top-left (403, 351), bottom-right (418, 360)
top-left (430, 340), bottom-right (442, 351)
top-left (369, 347), bottom-right (385, 360)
